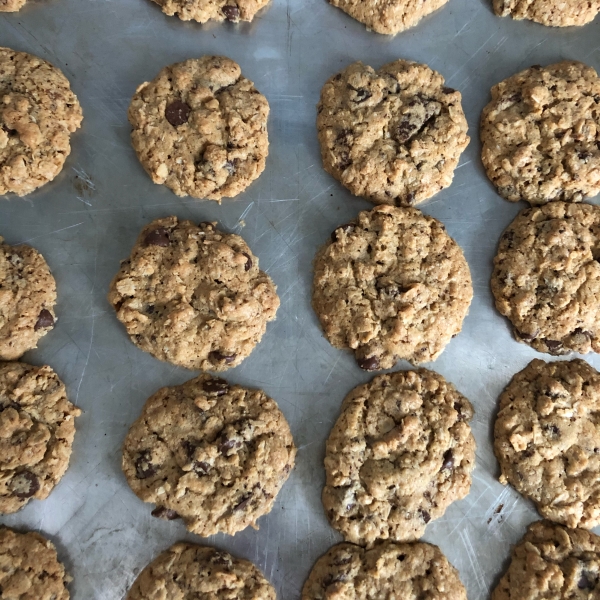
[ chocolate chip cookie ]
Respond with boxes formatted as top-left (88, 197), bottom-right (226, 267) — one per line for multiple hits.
top-left (494, 359), bottom-right (600, 529)
top-left (323, 369), bottom-right (475, 546)
top-left (312, 205), bottom-right (472, 370)
top-left (0, 237), bottom-right (57, 360)
top-left (492, 202), bottom-right (600, 356)
top-left (328, 0), bottom-right (451, 34)
top-left (108, 217), bottom-right (279, 371)
top-left (493, 0), bottom-right (599, 27)
top-left (481, 61), bottom-right (600, 205)
top-left (0, 47), bottom-right (83, 196)
top-left (302, 541), bottom-right (467, 599)
top-left (147, 0), bottom-right (269, 23)
top-left (0, 0), bottom-right (26, 11)
top-left (0, 362), bottom-right (80, 514)
top-left (127, 542), bottom-right (275, 599)
top-left (0, 527), bottom-right (71, 599)
top-left (317, 60), bottom-right (469, 206)
top-left (492, 520), bottom-right (600, 600)
top-left (122, 374), bottom-right (295, 537)
top-left (129, 56), bottom-right (269, 201)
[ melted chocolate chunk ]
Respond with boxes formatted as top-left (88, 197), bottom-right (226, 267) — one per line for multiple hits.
top-left (209, 351), bottom-right (237, 364)
top-left (242, 252), bottom-right (253, 271)
top-left (151, 506), bottom-right (180, 520)
top-left (144, 227), bottom-right (170, 247)
top-left (34, 309), bottom-right (54, 331)
top-left (202, 378), bottom-right (229, 396)
top-left (222, 5), bottom-right (240, 21)
top-left (11, 471), bottom-right (39, 499)
top-left (165, 100), bottom-right (191, 127)
top-left (442, 87), bottom-right (457, 94)
top-left (544, 339), bottom-right (563, 351)
top-left (135, 450), bottom-right (157, 479)
top-left (356, 355), bottom-right (380, 371)
top-left (419, 508), bottom-right (431, 523)
top-left (441, 449), bottom-right (454, 471)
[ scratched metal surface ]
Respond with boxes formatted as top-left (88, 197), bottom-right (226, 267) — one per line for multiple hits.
top-left (0, 0), bottom-right (599, 597)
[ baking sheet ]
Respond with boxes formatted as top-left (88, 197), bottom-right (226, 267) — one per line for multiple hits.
top-left (0, 0), bottom-right (599, 597)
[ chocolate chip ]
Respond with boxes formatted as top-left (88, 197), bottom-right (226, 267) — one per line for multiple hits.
top-left (579, 151), bottom-right (592, 161)
top-left (209, 351), bottom-right (237, 364)
top-left (453, 402), bottom-right (466, 421)
top-left (404, 191), bottom-right (416, 205)
top-left (2, 124), bottom-right (17, 136)
top-left (242, 252), bottom-right (252, 271)
top-left (165, 100), bottom-right (191, 127)
top-left (352, 88), bottom-right (372, 103)
top-left (578, 573), bottom-right (595, 589)
top-left (573, 327), bottom-right (593, 338)
top-left (11, 471), bottom-right (40, 499)
top-left (202, 378), bottom-right (229, 396)
top-left (544, 339), bottom-right (563, 351)
top-left (545, 425), bottom-right (560, 436)
top-left (195, 461), bottom-right (211, 474)
top-left (224, 160), bottom-right (236, 175)
top-left (356, 355), bottom-right (380, 371)
top-left (338, 151), bottom-right (351, 170)
top-left (442, 87), bottom-right (456, 94)
top-left (135, 450), bottom-right (157, 479)
top-left (234, 493), bottom-right (253, 511)
top-left (419, 508), bottom-right (431, 523)
top-left (144, 227), bottom-right (170, 247)
top-left (34, 309), bottom-right (54, 331)
top-left (146, 305), bottom-right (155, 315)
top-left (222, 4), bottom-right (240, 21)
top-left (517, 329), bottom-right (539, 341)
top-left (212, 553), bottom-right (231, 566)
top-left (397, 554), bottom-right (406, 561)
top-left (151, 506), bottom-right (180, 520)
top-left (395, 119), bottom-right (417, 143)
top-left (331, 224), bottom-right (354, 243)
top-left (219, 437), bottom-right (240, 455)
top-left (441, 449), bottom-right (454, 471)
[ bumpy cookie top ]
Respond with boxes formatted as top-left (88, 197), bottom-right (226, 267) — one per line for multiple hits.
top-left (494, 359), bottom-right (600, 529)
top-left (148, 0), bottom-right (269, 23)
top-left (0, 237), bottom-right (57, 360)
top-left (122, 374), bottom-right (295, 537)
top-left (302, 541), bottom-right (467, 600)
top-left (0, 362), bottom-right (80, 514)
top-left (0, 0), bottom-right (26, 12)
top-left (0, 527), bottom-right (70, 600)
top-left (317, 60), bottom-right (469, 206)
top-left (323, 369), bottom-right (475, 546)
top-left (0, 47), bottom-right (82, 196)
top-left (312, 205), bottom-right (472, 370)
top-left (108, 217), bottom-right (279, 371)
top-left (493, 0), bottom-right (600, 27)
top-left (127, 543), bottom-right (275, 600)
top-left (492, 202), bottom-right (600, 356)
top-left (481, 61), bottom-right (600, 205)
top-left (328, 0), bottom-right (450, 35)
top-left (492, 520), bottom-right (600, 600)
top-left (128, 56), bottom-right (269, 201)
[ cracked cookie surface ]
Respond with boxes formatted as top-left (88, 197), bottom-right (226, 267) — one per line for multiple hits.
top-left (492, 520), bottom-right (600, 600)
top-left (108, 217), bottom-right (279, 371)
top-left (0, 527), bottom-right (70, 600)
top-left (494, 359), bottom-right (600, 529)
top-left (317, 60), bottom-right (469, 206)
top-left (492, 202), bottom-right (600, 356)
top-left (0, 237), bottom-right (57, 360)
top-left (0, 47), bottom-right (82, 196)
top-left (493, 0), bottom-right (600, 27)
top-left (481, 61), bottom-right (600, 205)
top-left (148, 0), bottom-right (270, 23)
top-left (323, 369), bottom-right (475, 546)
top-left (0, 362), bottom-right (80, 514)
top-left (328, 0), bottom-right (450, 35)
top-left (127, 543), bottom-right (275, 599)
top-left (129, 56), bottom-right (269, 201)
top-left (302, 541), bottom-right (467, 599)
top-left (312, 205), bottom-right (472, 370)
top-left (122, 374), bottom-right (295, 537)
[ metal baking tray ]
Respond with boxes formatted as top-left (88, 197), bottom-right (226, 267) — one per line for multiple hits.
top-left (0, 0), bottom-right (598, 597)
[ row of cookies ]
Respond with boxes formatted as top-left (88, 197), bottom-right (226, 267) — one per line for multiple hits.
top-left (3, 45), bottom-right (599, 214)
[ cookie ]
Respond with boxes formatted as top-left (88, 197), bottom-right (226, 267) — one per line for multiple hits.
top-left (0, 0), bottom-right (26, 11)
top-left (0, 47), bottom-right (83, 196)
top-left (0, 527), bottom-right (71, 599)
top-left (302, 541), bottom-right (467, 600)
top-left (122, 373), bottom-right (295, 537)
top-left (128, 56), bottom-right (269, 201)
top-left (492, 520), bottom-right (600, 600)
top-left (0, 237), bottom-right (57, 360)
top-left (481, 61), bottom-right (600, 205)
top-left (147, 0), bottom-right (269, 23)
top-left (317, 60), bottom-right (469, 206)
top-left (493, 0), bottom-right (600, 27)
top-left (328, 0), bottom-right (450, 34)
top-left (108, 217), bottom-right (279, 371)
top-left (127, 542), bottom-right (275, 599)
top-left (0, 362), bottom-right (80, 514)
top-left (312, 205), bottom-right (472, 370)
top-left (323, 369), bottom-right (475, 547)
top-left (494, 359), bottom-right (600, 529)
top-left (491, 202), bottom-right (600, 356)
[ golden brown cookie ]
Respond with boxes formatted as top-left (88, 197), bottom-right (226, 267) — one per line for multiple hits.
top-left (148, 0), bottom-right (270, 23)
top-left (128, 56), bottom-right (269, 201)
top-left (317, 60), bottom-right (469, 206)
top-left (122, 374), bottom-right (295, 537)
top-left (108, 217), bottom-right (279, 371)
top-left (493, 0), bottom-right (600, 27)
